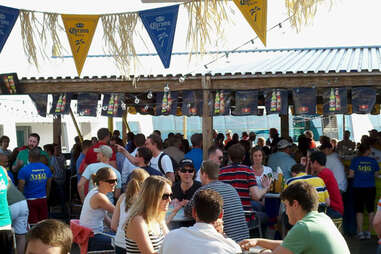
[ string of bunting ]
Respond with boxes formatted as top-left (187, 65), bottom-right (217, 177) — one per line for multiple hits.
top-left (0, 0), bottom-right (325, 76)
top-left (22, 86), bottom-right (380, 118)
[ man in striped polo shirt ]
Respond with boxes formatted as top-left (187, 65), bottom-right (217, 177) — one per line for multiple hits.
top-left (285, 163), bottom-right (330, 207)
top-left (184, 160), bottom-right (249, 242)
top-left (218, 144), bottom-right (257, 221)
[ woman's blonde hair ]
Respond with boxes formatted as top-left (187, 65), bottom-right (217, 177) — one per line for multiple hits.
top-left (124, 168), bottom-right (149, 211)
top-left (126, 175), bottom-right (171, 231)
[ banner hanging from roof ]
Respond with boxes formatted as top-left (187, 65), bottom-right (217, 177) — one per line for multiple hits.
top-left (0, 5), bottom-right (19, 53)
top-left (232, 90), bottom-right (258, 116)
top-left (352, 87), bottom-right (376, 114)
top-left (139, 5), bottom-right (179, 69)
top-left (155, 91), bottom-right (178, 115)
top-left (182, 90), bottom-right (202, 116)
top-left (292, 87), bottom-right (316, 115)
top-left (264, 88), bottom-right (288, 115)
top-left (50, 93), bottom-right (73, 115)
top-left (323, 87), bottom-right (347, 115)
top-left (0, 73), bottom-right (19, 94)
top-left (77, 93), bottom-right (99, 117)
top-left (62, 14), bottom-right (99, 76)
top-left (233, 0), bottom-right (267, 46)
top-left (213, 90), bottom-right (232, 116)
top-left (101, 93), bottom-right (124, 117)
top-left (29, 94), bottom-right (47, 117)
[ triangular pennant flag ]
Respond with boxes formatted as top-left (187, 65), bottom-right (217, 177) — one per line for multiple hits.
top-left (233, 0), bottom-right (267, 46)
top-left (0, 5), bottom-right (19, 53)
top-left (139, 5), bottom-right (179, 68)
top-left (61, 14), bottom-right (99, 76)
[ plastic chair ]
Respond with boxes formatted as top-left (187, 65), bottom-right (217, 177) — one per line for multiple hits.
top-left (245, 210), bottom-right (262, 238)
top-left (70, 219), bottom-right (115, 254)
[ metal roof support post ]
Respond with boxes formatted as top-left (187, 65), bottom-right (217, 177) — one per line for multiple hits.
top-left (202, 75), bottom-right (213, 160)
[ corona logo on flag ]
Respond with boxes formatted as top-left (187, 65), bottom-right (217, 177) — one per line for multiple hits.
top-left (233, 0), bottom-right (267, 46)
top-left (62, 14), bottom-right (99, 76)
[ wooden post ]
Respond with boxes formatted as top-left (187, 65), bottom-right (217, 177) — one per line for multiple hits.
top-left (69, 108), bottom-right (83, 142)
top-left (280, 112), bottom-right (289, 138)
top-left (122, 110), bottom-right (127, 144)
top-left (183, 116), bottom-right (187, 139)
top-left (202, 76), bottom-right (213, 160)
top-left (108, 117), bottom-right (114, 133)
top-left (53, 115), bottom-right (62, 147)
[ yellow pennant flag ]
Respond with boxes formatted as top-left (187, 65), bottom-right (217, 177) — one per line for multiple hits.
top-left (62, 14), bottom-right (99, 76)
top-left (233, 0), bottom-right (267, 46)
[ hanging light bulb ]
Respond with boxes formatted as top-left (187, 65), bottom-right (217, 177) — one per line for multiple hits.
top-left (102, 105), bottom-right (107, 111)
top-left (134, 96), bottom-right (140, 104)
top-left (164, 84), bottom-right (170, 92)
top-left (144, 105), bottom-right (149, 111)
top-left (179, 76), bottom-right (185, 83)
top-left (147, 91), bottom-right (153, 99)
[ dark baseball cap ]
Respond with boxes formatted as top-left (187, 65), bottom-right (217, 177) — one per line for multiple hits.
top-left (178, 158), bottom-right (194, 169)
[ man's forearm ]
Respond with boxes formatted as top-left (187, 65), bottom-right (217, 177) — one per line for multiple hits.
top-left (257, 238), bottom-right (283, 250)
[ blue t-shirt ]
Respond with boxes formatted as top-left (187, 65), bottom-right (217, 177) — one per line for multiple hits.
top-left (18, 162), bottom-right (52, 199)
top-left (350, 156), bottom-right (379, 188)
top-left (185, 148), bottom-right (203, 172)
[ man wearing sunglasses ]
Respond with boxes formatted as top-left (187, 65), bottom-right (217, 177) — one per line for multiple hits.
top-left (195, 145), bottom-right (223, 182)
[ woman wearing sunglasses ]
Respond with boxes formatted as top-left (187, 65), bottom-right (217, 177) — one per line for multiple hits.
top-left (125, 176), bottom-right (172, 253)
top-left (111, 168), bottom-right (149, 254)
top-left (79, 167), bottom-right (116, 251)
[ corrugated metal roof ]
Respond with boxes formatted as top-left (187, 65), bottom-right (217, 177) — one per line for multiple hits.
top-left (204, 45), bottom-right (381, 75)
top-left (17, 45), bottom-right (381, 80)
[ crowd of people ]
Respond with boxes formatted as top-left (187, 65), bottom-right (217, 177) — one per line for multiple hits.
top-left (2, 126), bottom-right (381, 253)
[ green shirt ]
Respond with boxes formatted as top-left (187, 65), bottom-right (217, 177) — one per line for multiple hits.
top-left (0, 167), bottom-right (11, 227)
top-left (15, 148), bottom-right (49, 168)
top-left (281, 211), bottom-right (349, 254)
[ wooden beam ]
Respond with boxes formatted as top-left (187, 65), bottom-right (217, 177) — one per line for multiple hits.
top-left (18, 76), bottom-right (202, 94)
top-left (69, 108), bottom-right (83, 142)
top-left (16, 72), bottom-right (381, 94)
top-left (202, 76), bottom-right (213, 160)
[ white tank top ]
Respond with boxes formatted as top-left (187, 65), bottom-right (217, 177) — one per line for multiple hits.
top-left (79, 188), bottom-right (105, 233)
top-left (115, 198), bottom-right (129, 248)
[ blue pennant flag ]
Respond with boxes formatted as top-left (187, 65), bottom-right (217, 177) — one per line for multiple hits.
top-left (139, 5), bottom-right (179, 69)
top-left (0, 5), bottom-right (19, 53)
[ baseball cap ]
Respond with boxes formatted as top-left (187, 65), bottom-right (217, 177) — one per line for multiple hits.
top-left (277, 139), bottom-right (291, 149)
top-left (178, 158), bottom-right (194, 169)
top-left (94, 145), bottom-right (113, 158)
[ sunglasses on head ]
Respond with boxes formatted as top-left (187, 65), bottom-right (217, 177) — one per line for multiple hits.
top-left (180, 168), bottom-right (194, 173)
top-left (162, 193), bottom-right (174, 201)
top-left (104, 179), bottom-right (117, 184)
